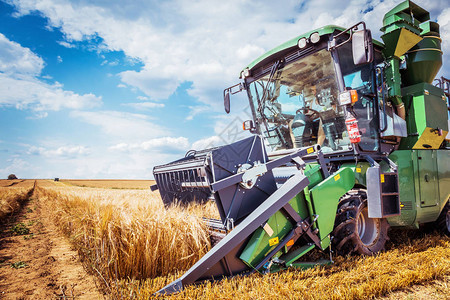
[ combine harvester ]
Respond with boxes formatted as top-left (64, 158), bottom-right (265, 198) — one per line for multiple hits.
top-left (152, 0), bottom-right (450, 294)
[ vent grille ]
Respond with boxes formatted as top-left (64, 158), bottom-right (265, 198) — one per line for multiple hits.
top-left (401, 201), bottom-right (413, 210)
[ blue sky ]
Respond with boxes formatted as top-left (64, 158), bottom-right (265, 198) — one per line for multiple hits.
top-left (1, 0), bottom-right (449, 179)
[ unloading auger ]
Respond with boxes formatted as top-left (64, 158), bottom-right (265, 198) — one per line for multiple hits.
top-left (151, 0), bottom-right (450, 295)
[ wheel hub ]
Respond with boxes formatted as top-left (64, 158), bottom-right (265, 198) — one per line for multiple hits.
top-left (358, 207), bottom-right (379, 246)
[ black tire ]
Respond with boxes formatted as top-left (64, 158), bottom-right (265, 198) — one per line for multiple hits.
top-left (435, 200), bottom-right (450, 236)
top-left (332, 189), bottom-right (390, 255)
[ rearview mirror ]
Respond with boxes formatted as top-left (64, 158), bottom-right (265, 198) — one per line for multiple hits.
top-left (224, 91), bottom-right (230, 114)
top-left (352, 29), bottom-right (373, 65)
top-left (223, 82), bottom-right (245, 114)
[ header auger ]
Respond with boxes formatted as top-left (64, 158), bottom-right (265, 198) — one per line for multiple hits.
top-left (151, 0), bottom-right (450, 295)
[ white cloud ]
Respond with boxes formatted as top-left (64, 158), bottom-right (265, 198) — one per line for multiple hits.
top-left (102, 59), bottom-right (119, 67)
top-left (0, 33), bottom-right (102, 113)
top-left (109, 136), bottom-right (189, 152)
top-left (124, 101), bottom-right (165, 110)
top-left (70, 110), bottom-right (168, 141)
top-left (26, 111), bottom-right (49, 119)
top-left (0, 158), bottom-right (33, 179)
top-left (6, 0), bottom-right (450, 118)
top-left (4, 0), bottom-right (450, 180)
top-left (57, 40), bottom-right (75, 48)
top-left (108, 59), bottom-right (119, 66)
top-left (60, 149), bottom-right (177, 179)
top-left (0, 73), bottom-right (102, 111)
top-left (191, 135), bottom-right (223, 150)
top-left (236, 44), bottom-right (265, 62)
top-left (0, 32), bottom-right (44, 77)
top-left (185, 105), bottom-right (210, 121)
top-left (7, 0), bottom-right (449, 123)
top-left (27, 145), bottom-right (90, 158)
top-left (57, 55), bottom-right (63, 63)
top-left (119, 69), bottom-right (181, 100)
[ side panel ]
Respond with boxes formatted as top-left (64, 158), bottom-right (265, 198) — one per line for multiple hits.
top-left (414, 150), bottom-right (443, 223)
top-left (310, 167), bottom-right (355, 242)
top-left (400, 83), bottom-right (448, 150)
top-left (388, 149), bottom-right (449, 227)
top-left (386, 151), bottom-right (417, 226)
top-left (437, 150), bottom-right (450, 211)
top-left (417, 150), bottom-right (439, 208)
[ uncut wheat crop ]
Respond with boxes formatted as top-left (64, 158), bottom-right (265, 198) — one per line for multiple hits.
top-left (33, 181), bottom-right (450, 299)
top-left (0, 180), bottom-right (35, 220)
top-left (60, 179), bottom-right (155, 189)
top-left (35, 181), bottom-right (218, 292)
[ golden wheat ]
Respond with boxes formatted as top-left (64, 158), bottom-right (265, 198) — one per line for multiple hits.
top-left (35, 185), bottom-right (217, 286)
top-left (0, 180), bottom-right (35, 220)
top-left (120, 233), bottom-right (450, 299)
top-left (61, 179), bottom-right (156, 189)
top-left (0, 179), bottom-right (22, 187)
top-left (30, 181), bottom-right (450, 299)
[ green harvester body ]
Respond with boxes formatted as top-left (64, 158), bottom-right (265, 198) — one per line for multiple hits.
top-left (154, 1), bottom-right (449, 295)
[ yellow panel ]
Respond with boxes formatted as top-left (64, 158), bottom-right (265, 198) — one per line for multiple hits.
top-left (394, 28), bottom-right (422, 58)
top-left (413, 127), bottom-right (447, 149)
top-left (269, 237), bottom-right (279, 247)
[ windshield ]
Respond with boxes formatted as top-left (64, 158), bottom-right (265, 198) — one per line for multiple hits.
top-left (248, 48), bottom-right (350, 153)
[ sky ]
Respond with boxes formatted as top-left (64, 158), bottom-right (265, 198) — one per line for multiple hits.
top-left (1, 0), bottom-right (449, 179)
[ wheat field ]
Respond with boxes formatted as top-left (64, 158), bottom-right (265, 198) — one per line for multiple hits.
top-left (0, 180), bottom-right (35, 220)
top-left (60, 179), bottom-right (155, 189)
top-left (3, 180), bottom-right (449, 299)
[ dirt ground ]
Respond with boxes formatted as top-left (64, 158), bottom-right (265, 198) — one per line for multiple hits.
top-left (0, 182), bottom-right (103, 299)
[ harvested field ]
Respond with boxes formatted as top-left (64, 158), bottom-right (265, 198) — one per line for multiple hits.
top-left (60, 179), bottom-right (155, 189)
top-left (1, 180), bottom-right (449, 299)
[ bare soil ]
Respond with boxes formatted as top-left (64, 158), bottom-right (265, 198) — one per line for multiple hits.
top-left (0, 183), bottom-right (103, 299)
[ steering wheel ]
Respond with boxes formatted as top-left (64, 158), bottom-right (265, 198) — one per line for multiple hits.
top-left (295, 107), bottom-right (321, 120)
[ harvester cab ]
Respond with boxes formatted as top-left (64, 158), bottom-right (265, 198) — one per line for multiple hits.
top-left (152, 0), bottom-right (450, 295)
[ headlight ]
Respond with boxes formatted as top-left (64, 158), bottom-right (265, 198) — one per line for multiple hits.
top-left (338, 90), bottom-right (358, 105)
top-left (310, 32), bottom-right (320, 43)
top-left (241, 68), bottom-right (250, 79)
top-left (298, 37), bottom-right (307, 49)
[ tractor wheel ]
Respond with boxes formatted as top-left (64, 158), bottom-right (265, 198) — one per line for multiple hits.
top-left (332, 189), bottom-right (389, 256)
top-left (435, 200), bottom-right (450, 236)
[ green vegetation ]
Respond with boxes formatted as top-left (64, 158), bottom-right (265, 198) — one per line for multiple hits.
top-left (11, 261), bottom-right (27, 269)
top-left (23, 234), bottom-right (34, 240)
top-left (11, 222), bottom-right (30, 235)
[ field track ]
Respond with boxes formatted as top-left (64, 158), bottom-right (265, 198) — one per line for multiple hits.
top-left (0, 179), bottom-right (448, 299)
top-left (0, 180), bottom-right (102, 299)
